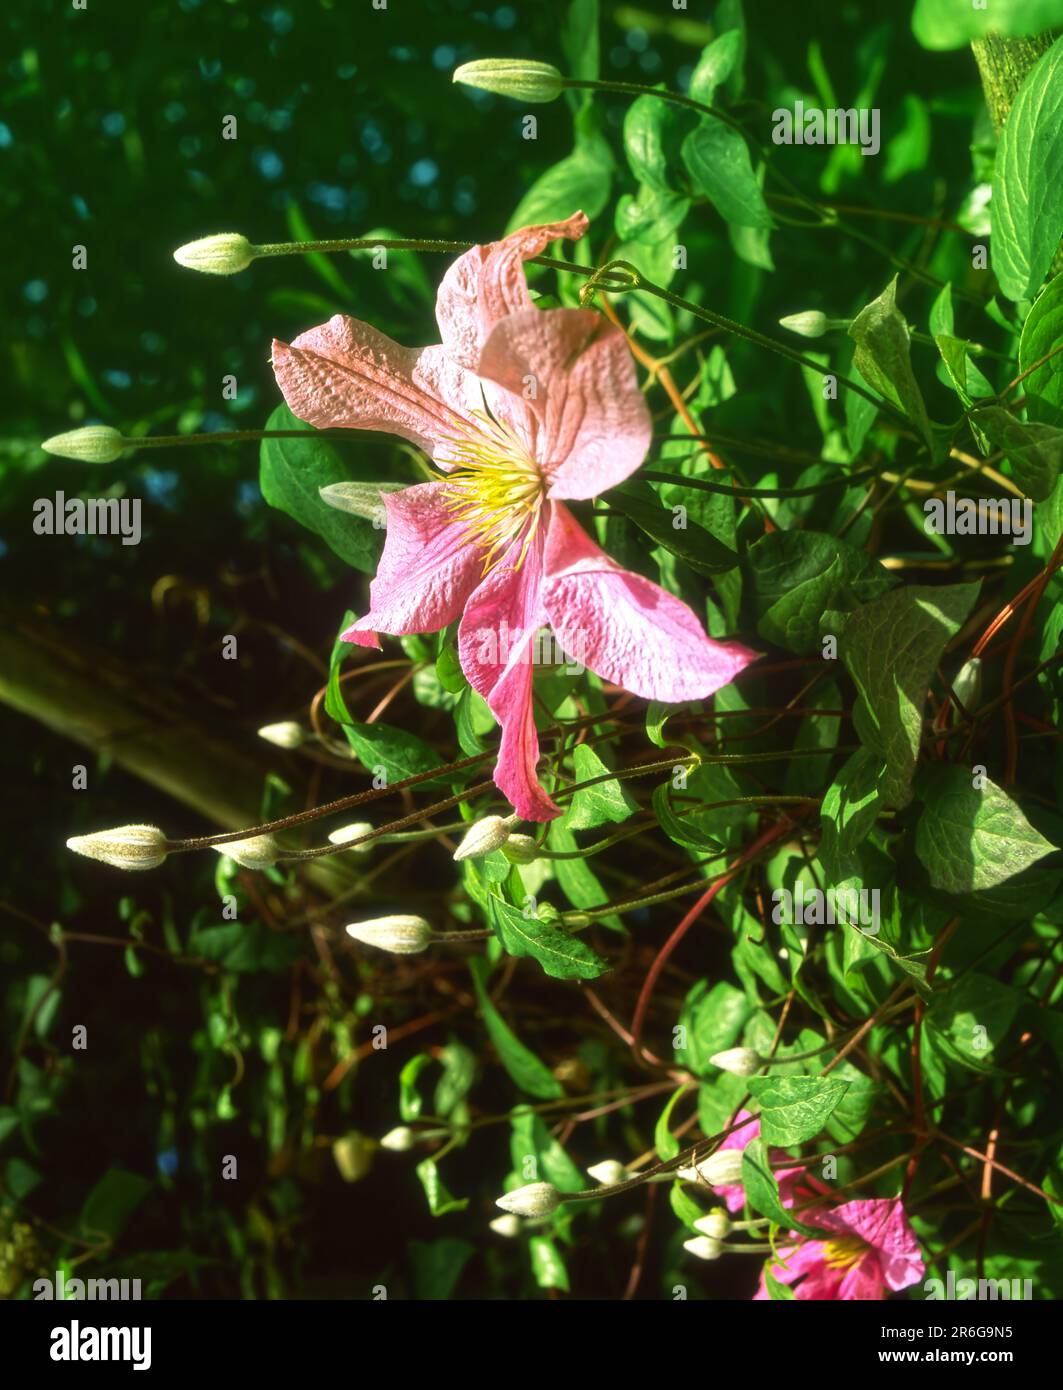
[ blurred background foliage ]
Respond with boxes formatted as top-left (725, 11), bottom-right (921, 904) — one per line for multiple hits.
top-left (0, 0), bottom-right (1052, 1299)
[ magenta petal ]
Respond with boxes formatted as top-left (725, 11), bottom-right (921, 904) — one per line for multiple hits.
top-left (477, 307), bottom-right (651, 499)
top-left (541, 505), bottom-right (757, 700)
top-left (457, 531), bottom-right (560, 821)
top-left (836, 1255), bottom-right (888, 1301)
top-left (435, 212), bottom-right (590, 371)
top-left (272, 318), bottom-right (478, 464)
top-left (342, 482), bottom-right (484, 645)
top-left (829, 1198), bottom-right (926, 1292)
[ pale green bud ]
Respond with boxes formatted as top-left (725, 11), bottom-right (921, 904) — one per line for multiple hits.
top-left (778, 310), bottom-right (830, 338)
top-left (328, 822), bottom-right (375, 851)
top-left (213, 834), bottom-right (280, 871)
top-left (257, 721), bottom-right (306, 750)
top-left (694, 1211), bottom-right (731, 1239)
top-left (66, 824), bottom-right (167, 871)
top-left (332, 1130), bottom-right (375, 1182)
top-left (172, 233), bottom-right (256, 276)
top-left (318, 481), bottom-right (405, 523)
top-left (380, 1126), bottom-right (415, 1153)
top-left (501, 833), bottom-right (539, 864)
top-left (345, 914), bottom-right (432, 955)
top-left (587, 1159), bottom-right (628, 1187)
top-left (495, 1181), bottom-right (561, 1219)
top-left (453, 59), bottom-right (564, 104)
top-left (683, 1235), bottom-right (723, 1261)
top-left (41, 426), bottom-right (126, 464)
top-left (489, 1213), bottom-right (522, 1238)
top-left (679, 1149), bottom-right (744, 1187)
top-left (453, 814), bottom-right (515, 862)
top-left (709, 1047), bottom-right (763, 1077)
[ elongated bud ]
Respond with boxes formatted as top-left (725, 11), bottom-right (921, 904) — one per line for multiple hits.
top-left (489, 1213), bottom-right (522, 1238)
top-left (709, 1047), bottom-right (762, 1077)
top-left (41, 426), bottom-right (126, 464)
top-left (173, 233), bottom-right (256, 276)
top-left (453, 814), bottom-right (515, 862)
top-left (587, 1159), bottom-right (628, 1187)
top-left (495, 1181), bottom-right (561, 1219)
top-left (257, 721), bottom-right (306, 750)
top-left (951, 657), bottom-right (982, 712)
top-left (453, 58), bottom-right (564, 103)
top-left (328, 822), bottom-right (374, 851)
top-left (319, 481), bottom-right (404, 522)
top-left (380, 1126), bottom-right (415, 1153)
top-left (345, 914), bottom-right (432, 955)
top-left (683, 1235), bottom-right (723, 1261)
top-left (332, 1130), bottom-right (375, 1182)
top-left (66, 824), bottom-right (168, 871)
top-left (501, 833), bottom-right (539, 865)
top-left (679, 1149), bottom-right (744, 1187)
top-left (213, 834), bottom-right (280, 870)
top-left (778, 310), bottom-right (830, 338)
top-left (695, 1211), bottom-right (731, 1239)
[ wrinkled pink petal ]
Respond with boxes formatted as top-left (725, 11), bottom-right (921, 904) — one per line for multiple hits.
top-left (477, 308), bottom-right (651, 499)
top-left (837, 1255), bottom-right (888, 1301)
top-left (342, 482), bottom-right (483, 647)
top-left (825, 1198), bottom-right (926, 1292)
top-left (541, 504), bottom-right (757, 700)
top-left (457, 529), bottom-right (559, 820)
top-left (273, 318), bottom-right (481, 465)
top-left (754, 1241), bottom-right (840, 1300)
top-left (436, 212), bottom-right (589, 371)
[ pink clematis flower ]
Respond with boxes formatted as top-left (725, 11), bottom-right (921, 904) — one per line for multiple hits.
top-left (271, 211), bottom-right (755, 819)
top-left (754, 1196), bottom-right (926, 1301)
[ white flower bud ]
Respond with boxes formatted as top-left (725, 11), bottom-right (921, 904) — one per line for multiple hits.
top-left (328, 822), bottom-right (375, 851)
top-left (489, 1213), bottom-right (522, 1238)
top-left (173, 233), bottom-right (256, 276)
top-left (694, 1211), bottom-right (731, 1239)
top-left (257, 721), bottom-right (306, 750)
top-left (345, 915), bottom-right (432, 955)
top-left (586, 1159), bottom-right (628, 1187)
top-left (495, 1181), bottom-right (561, 1219)
top-left (66, 824), bottom-right (168, 871)
top-left (709, 1047), bottom-right (763, 1077)
top-left (41, 426), bottom-right (126, 464)
top-left (679, 1149), bottom-right (744, 1187)
top-left (453, 59), bottom-right (564, 104)
top-left (318, 481), bottom-right (404, 522)
top-left (332, 1130), bottom-right (375, 1182)
top-left (452, 814), bottom-right (514, 862)
top-left (213, 833), bottom-right (280, 870)
top-left (683, 1235), bottom-right (723, 1261)
top-left (501, 833), bottom-right (539, 864)
top-left (778, 310), bottom-right (829, 338)
top-left (379, 1126), bottom-right (415, 1153)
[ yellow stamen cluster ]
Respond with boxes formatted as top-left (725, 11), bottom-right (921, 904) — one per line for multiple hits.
top-left (821, 1234), bottom-right (866, 1270)
top-left (441, 409), bottom-right (545, 574)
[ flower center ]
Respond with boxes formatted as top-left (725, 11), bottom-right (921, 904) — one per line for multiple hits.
top-left (441, 409), bottom-right (545, 574)
top-left (821, 1234), bottom-right (866, 1270)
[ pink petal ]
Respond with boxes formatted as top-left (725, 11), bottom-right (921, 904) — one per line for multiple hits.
top-left (541, 504), bottom-right (758, 700)
top-left (435, 212), bottom-right (590, 371)
top-left (837, 1254), bottom-right (888, 1301)
top-left (342, 482), bottom-right (483, 647)
top-left (834, 1199), bottom-right (926, 1292)
top-left (477, 307), bottom-right (651, 500)
top-left (754, 1241), bottom-right (840, 1300)
top-left (457, 530), bottom-right (560, 820)
top-left (272, 317), bottom-right (480, 465)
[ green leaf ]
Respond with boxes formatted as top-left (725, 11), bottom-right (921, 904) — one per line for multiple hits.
top-left (506, 135), bottom-right (612, 233)
top-left (529, 1235), bottom-right (570, 1291)
top-left (973, 405), bottom-right (1063, 501)
top-left (689, 29), bottom-right (743, 104)
top-left (915, 765), bottom-right (1058, 894)
top-left (510, 1107), bottom-right (585, 1191)
top-left (681, 116), bottom-right (773, 229)
top-left (563, 743), bottom-right (638, 829)
top-left (469, 959), bottom-right (563, 1100)
top-left (654, 1084), bottom-right (689, 1161)
top-left (848, 277), bottom-right (934, 451)
top-left (747, 1075), bottom-right (850, 1145)
top-left (991, 37), bottom-right (1063, 302)
top-left (78, 1168), bottom-right (153, 1242)
top-left (831, 581), bottom-right (980, 808)
top-left (550, 824), bottom-right (623, 930)
top-left (913, 0), bottom-right (1063, 48)
top-left (677, 980), bottom-right (752, 1074)
top-left (745, 531), bottom-right (894, 654)
top-left (399, 1053), bottom-right (433, 1121)
top-left (342, 720), bottom-right (453, 790)
top-left (409, 1237), bottom-right (474, 1299)
top-left (415, 1158), bottom-right (468, 1216)
top-left (616, 185), bottom-right (690, 244)
top-left (926, 973), bottom-right (1024, 1070)
top-left (487, 895), bottom-right (608, 981)
top-left (1018, 276), bottom-right (1063, 427)
top-left (741, 1137), bottom-right (821, 1236)
top-left (608, 481), bottom-right (739, 574)
top-left (623, 93), bottom-right (671, 191)
top-left (819, 748), bottom-right (886, 884)
top-left (188, 921), bottom-right (301, 974)
top-left (259, 404), bottom-right (380, 572)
